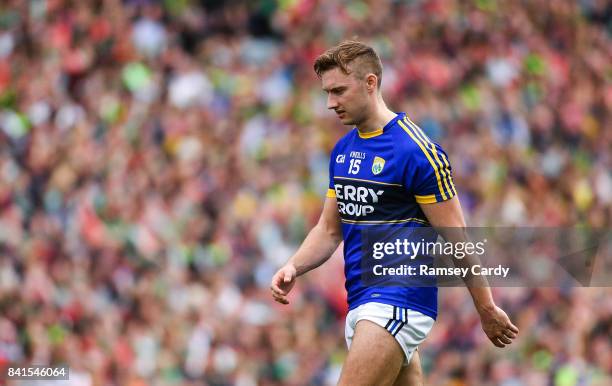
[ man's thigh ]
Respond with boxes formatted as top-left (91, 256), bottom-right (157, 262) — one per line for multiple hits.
top-left (338, 320), bottom-right (405, 386)
top-left (393, 349), bottom-right (424, 386)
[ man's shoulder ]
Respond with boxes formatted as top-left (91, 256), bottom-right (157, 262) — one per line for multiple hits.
top-left (388, 114), bottom-right (437, 157)
top-left (387, 119), bottom-right (424, 155)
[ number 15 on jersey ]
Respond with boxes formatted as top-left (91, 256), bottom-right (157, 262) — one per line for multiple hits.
top-left (349, 159), bottom-right (361, 174)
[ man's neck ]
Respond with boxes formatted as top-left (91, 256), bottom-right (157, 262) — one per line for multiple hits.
top-left (355, 103), bottom-right (397, 134)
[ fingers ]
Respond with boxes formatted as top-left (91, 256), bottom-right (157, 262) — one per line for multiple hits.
top-left (488, 333), bottom-right (509, 347)
top-left (270, 283), bottom-right (287, 300)
top-left (491, 327), bottom-right (517, 346)
top-left (507, 322), bottom-right (519, 334)
top-left (272, 291), bottom-right (289, 304)
top-left (270, 279), bottom-right (288, 304)
top-left (489, 324), bottom-right (519, 348)
top-left (271, 279), bottom-right (289, 304)
top-left (270, 267), bottom-right (296, 305)
top-left (500, 319), bottom-right (519, 343)
top-left (270, 279), bottom-right (286, 296)
top-left (498, 334), bottom-right (513, 345)
top-left (270, 270), bottom-right (288, 295)
top-left (504, 330), bottom-right (517, 339)
top-left (482, 308), bottom-right (520, 348)
top-left (491, 337), bottom-right (505, 348)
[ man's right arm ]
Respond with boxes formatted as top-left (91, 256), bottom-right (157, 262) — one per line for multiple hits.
top-left (270, 196), bottom-right (342, 304)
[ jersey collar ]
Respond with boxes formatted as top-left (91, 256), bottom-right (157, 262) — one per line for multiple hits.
top-left (356, 112), bottom-right (402, 139)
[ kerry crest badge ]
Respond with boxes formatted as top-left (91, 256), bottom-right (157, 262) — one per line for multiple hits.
top-left (372, 156), bottom-right (385, 175)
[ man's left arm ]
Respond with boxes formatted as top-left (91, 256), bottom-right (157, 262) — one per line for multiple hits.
top-left (420, 197), bottom-right (520, 348)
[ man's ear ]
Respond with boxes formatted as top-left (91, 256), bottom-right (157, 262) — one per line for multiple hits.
top-left (366, 74), bottom-right (377, 93)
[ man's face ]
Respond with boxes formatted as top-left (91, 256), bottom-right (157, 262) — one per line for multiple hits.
top-left (321, 67), bottom-right (369, 126)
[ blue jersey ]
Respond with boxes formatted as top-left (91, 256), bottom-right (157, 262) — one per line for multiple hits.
top-left (327, 112), bottom-right (457, 319)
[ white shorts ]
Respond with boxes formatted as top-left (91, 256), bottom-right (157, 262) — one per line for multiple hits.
top-left (345, 302), bottom-right (435, 365)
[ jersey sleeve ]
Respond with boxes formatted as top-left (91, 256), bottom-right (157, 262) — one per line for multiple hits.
top-left (326, 146), bottom-right (337, 198)
top-left (401, 136), bottom-right (457, 204)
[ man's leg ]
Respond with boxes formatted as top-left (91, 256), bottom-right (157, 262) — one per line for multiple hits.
top-left (392, 349), bottom-right (424, 386)
top-left (338, 320), bottom-right (405, 386)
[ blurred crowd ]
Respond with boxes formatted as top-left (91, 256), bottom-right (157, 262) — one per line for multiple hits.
top-left (0, 0), bottom-right (610, 385)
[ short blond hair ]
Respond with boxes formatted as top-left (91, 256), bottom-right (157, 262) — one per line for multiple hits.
top-left (313, 40), bottom-right (383, 89)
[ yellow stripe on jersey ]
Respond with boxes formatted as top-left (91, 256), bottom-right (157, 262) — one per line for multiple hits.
top-left (415, 194), bottom-right (438, 204)
top-left (404, 117), bottom-right (456, 198)
top-left (437, 148), bottom-right (457, 196)
top-left (405, 116), bottom-right (456, 197)
top-left (397, 119), bottom-right (448, 200)
top-left (340, 217), bottom-right (429, 225)
top-left (326, 188), bottom-right (336, 198)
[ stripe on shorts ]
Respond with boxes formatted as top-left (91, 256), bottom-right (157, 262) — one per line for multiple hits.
top-left (384, 318), bottom-right (394, 330)
top-left (387, 306), bottom-right (409, 336)
top-left (392, 321), bottom-right (405, 336)
top-left (388, 319), bottom-right (400, 334)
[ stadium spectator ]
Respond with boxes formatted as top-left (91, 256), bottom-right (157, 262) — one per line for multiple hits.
top-left (0, 1), bottom-right (609, 385)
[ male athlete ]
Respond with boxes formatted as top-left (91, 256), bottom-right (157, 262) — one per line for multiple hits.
top-left (270, 41), bottom-right (519, 386)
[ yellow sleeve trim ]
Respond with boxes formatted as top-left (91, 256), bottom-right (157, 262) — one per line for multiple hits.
top-left (415, 194), bottom-right (438, 204)
top-left (415, 191), bottom-right (456, 204)
top-left (326, 188), bottom-right (336, 198)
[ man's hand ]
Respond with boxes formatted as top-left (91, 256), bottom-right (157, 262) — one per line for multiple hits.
top-left (270, 264), bottom-right (297, 304)
top-left (419, 199), bottom-right (520, 349)
top-left (478, 304), bottom-right (519, 348)
top-left (269, 197), bottom-right (341, 305)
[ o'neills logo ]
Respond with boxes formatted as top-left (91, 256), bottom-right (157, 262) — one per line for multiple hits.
top-left (334, 183), bottom-right (384, 217)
